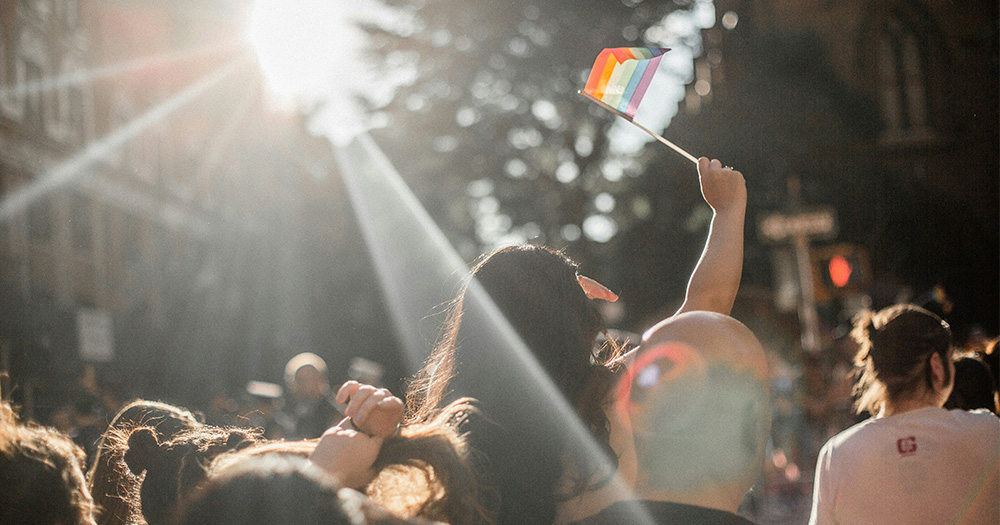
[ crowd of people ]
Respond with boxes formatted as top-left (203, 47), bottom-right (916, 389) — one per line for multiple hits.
top-left (2, 158), bottom-right (998, 524)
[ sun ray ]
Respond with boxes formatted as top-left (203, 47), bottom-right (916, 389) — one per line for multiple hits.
top-left (194, 79), bottom-right (260, 183)
top-left (0, 55), bottom-right (251, 224)
top-left (334, 133), bottom-right (651, 523)
top-left (77, 81), bottom-right (265, 238)
top-left (0, 39), bottom-right (244, 100)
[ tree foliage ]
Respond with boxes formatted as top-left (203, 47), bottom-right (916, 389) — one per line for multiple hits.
top-left (360, 0), bottom-right (701, 264)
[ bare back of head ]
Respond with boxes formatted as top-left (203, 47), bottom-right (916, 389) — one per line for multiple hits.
top-left (618, 312), bottom-right (770, 512)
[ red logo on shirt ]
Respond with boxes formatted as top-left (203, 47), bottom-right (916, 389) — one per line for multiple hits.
top-left (896, 436), bottom-right (917, 456)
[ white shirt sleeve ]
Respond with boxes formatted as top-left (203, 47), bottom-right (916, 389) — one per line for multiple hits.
top-left (809, 440), bottom-right (837, 525)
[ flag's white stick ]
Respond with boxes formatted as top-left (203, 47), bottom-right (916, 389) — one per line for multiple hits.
top-left (579, 91), bottom-right (698, 165)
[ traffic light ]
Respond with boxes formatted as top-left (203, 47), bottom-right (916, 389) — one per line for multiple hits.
top-left (811, 244), bottom-right (871, 302)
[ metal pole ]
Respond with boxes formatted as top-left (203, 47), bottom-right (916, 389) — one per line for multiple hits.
top-left (793, 235), bottom-right (821, 353)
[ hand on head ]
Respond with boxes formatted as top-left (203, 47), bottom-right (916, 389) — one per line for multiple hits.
top-left (309, 424), bottom-right (383, 489)
top-left (310, 381), bottom-right (403, 489)
top-left (335, 380), bottom-right (404, 439)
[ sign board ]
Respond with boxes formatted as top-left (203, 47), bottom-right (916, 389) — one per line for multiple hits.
top-left (77, 308), bottom-right (114, 362)
top-left (758, 207), bottom-right (838, 244)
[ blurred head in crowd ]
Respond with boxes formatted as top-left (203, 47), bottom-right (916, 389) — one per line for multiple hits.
top-left (285, 352), bottom-right (331, 402)
top-left (178, 451), bottom-right (440, 525)
top-left (944, 354), bottom-right (1000, 415)
top-left (216, 416), bottom-right (484, 522)
top-left (120, 424), bottom-right (263, 525)
top-left (175, 454), bottom-right (360, 525)
top-left (87, 400), bottom-right (202, 525)
top-left (623, 311), bottom-right (770, 512)
top-left (851, 304), bottom-right (954, 416)
top-left (985, 339), bottom-right (1000, 394)
top-left (202, 429), bottom-right (483, 524)
top-left (0, 401), bottom-right (96, 525)
top-left (406, 244), bottom-right (624, 523)
top-left (279, 353), bottom-right (340, 440)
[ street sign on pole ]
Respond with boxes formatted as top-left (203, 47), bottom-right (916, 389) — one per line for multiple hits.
top-left (758, 207), bottom-right (838, 244)
top-left (758, 206), bottom-right (839, 354)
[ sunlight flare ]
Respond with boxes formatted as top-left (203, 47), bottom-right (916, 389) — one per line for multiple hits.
top-left (248, 0), bottom-right (365, 101)
top-left (0, 39), bottom-right (242, 101)
top-left (0, 57), bottom-right (249, 223)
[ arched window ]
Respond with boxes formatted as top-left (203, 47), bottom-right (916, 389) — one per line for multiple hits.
top-left (874, 11), bottom-right (938, 143)
top-left (59, 58), bottom-right (87, 143)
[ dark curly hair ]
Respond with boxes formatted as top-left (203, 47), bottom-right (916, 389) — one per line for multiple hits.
top-left (0, 401), bottom-right (96, 525)
top-left (406, 244), bottom-right (623, 524)
top-left (120, 424), bottom-right (264, 525)
top-left (87, 400), bottom-right (202, 525)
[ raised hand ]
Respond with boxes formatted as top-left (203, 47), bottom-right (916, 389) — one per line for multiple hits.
top-left (697, 157), bottom-right (746, 215)
top-left (672, 157), bottom-right (747, 317)
top-left (335, 380), bottom-right (404, 439)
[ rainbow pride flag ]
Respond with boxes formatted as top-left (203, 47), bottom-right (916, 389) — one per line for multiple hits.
top-left (581, 47), bottom-right (669, 120)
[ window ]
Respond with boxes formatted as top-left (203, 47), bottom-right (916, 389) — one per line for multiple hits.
top-left (70, 193), bottom-right (92, 252)
top-left (0, 23), bottom-right (6, 87)
top-left (23, 58), bottom-right (43, 129)
top-left (14, 24), bottom-right (46, 126)
top-left (28, 198), bottom-right (52, 244)
top-left (876, 15), bottom-right (934, 140)
top-left (69, 85), bottom-right (84, 136)
top-left (64, 0), bottom-right (79, 28)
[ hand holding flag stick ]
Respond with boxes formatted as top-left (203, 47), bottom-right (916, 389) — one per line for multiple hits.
top-left (580, 47), bottom-right (699, 165)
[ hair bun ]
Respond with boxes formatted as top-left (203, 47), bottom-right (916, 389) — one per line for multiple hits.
top-left (124, 427), bottom-right (161, 475)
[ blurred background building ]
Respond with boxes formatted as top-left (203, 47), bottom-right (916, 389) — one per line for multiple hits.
top-left (0, 0), bottom-right (401, 421)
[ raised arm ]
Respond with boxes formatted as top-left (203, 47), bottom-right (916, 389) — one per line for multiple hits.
top-left (674, 157), bottom-right (746, 316)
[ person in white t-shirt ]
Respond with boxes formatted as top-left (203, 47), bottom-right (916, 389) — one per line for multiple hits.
top-left (809, 304), bottom-right (1000, 525)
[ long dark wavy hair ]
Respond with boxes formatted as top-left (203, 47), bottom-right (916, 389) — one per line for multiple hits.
top-left (405, 244), bottom-right (624, 524)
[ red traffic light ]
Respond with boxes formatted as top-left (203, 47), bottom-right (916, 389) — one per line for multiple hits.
top-left (828, 255), bottom-right (853, 287)
top-left (811, 244), bottom-right (871, 302)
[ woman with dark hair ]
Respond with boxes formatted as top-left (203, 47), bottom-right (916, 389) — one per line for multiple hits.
top-left (174, 454), bottom-right (363, 525)
top-left (405, 158), bottom-right (747, 524)
top-left (809, 304), bottom-right (1000, 525)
